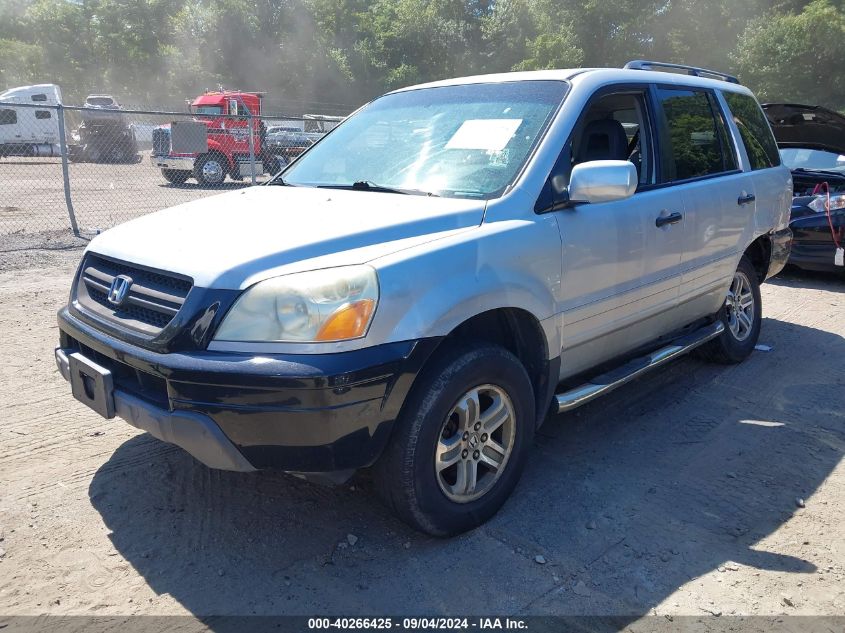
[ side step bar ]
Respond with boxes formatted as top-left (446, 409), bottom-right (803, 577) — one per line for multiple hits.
top-left (555, 321), bottom-right (725, 413)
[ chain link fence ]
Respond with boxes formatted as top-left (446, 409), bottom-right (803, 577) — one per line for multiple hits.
top-left (0, 98), bottom-right (343, 249)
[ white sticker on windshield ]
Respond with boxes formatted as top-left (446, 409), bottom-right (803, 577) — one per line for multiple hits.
top-left (445, 119), bottom-right (523, 151)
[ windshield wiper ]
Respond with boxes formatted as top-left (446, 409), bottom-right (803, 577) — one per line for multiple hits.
top-left (317, 181), bottom-right (439, 196)
top-left (266, 176), bottom-right (296, 186)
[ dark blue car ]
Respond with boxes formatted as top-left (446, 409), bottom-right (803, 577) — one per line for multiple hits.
top-left (764, 103), bottom-right (845, 274)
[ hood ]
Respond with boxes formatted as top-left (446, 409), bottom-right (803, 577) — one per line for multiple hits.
top-left (87, 186), bottom-right (484, 289)
top-left (762, 103), bottom-right (845, 155)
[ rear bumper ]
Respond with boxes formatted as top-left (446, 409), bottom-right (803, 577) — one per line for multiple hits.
top-left (766, 227), bottom-right (793, 279)
top-left (150, 154), bottom-right (194, 170)
top-left (57, 307), bottom-right (439, 477)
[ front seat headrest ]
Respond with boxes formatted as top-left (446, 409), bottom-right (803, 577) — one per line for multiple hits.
top-left (577, 119), bottom-right (629, 163)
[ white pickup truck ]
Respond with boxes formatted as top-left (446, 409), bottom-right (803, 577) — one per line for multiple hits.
top-left (56, 61), bottom-right (792, 535)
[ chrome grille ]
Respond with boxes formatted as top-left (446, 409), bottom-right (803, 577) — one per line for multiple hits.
top-left (152, 127), bottom-right (170, 155)
top-left (76, 253), bottom-right (192, 335)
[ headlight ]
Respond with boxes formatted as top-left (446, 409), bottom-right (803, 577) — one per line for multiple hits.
top-left (214, 266), bottom-right (378, 343)
top-left (808, 193), bottom-right (845, 213)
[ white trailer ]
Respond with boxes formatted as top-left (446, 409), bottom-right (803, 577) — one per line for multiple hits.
top-left (0, 84), bottom-right (62, 157)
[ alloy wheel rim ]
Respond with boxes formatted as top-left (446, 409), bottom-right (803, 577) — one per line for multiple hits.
top-left (435, 384), bottom-right (516, 503)
top-left (202, 160), bottom-right (224, 183)
top-left (725, 270), bottom-right (754, 341)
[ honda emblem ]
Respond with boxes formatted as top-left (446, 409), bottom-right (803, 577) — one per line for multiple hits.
top-left (107, 275), bottom-right (132, 306)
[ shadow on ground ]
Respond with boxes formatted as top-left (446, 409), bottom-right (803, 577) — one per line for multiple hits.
top-left (770, 266), bottom-right (844, 292)
top-left (88, 315), bottom-right (844, 618)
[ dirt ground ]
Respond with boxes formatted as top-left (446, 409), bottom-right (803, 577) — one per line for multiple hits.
top-left (0, 245), bottom-right (843, 622)
top-left (0, 157), bottom-right (267, 243)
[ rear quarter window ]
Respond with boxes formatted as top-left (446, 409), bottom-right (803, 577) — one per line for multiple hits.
top-left (723, 92), bottom-right (781, 170)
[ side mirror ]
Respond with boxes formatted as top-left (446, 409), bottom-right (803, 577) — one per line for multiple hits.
top-left (568, 160), bottom-right (637, 204)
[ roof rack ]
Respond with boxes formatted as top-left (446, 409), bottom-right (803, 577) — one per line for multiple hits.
top-left (624, 60), bottom-right (740, 85)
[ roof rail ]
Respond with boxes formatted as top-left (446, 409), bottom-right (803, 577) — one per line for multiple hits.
top-left (624, 60), bottom-right (740, 84)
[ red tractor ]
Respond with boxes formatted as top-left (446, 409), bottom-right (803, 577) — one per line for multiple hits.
top-left (150, 90), bottom-right (285, 186)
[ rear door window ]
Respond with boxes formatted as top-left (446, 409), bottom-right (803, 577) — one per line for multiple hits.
top-left (723, 92), bottom-right (781, 170)
top-left (655, 87), bottom-right (736, 182)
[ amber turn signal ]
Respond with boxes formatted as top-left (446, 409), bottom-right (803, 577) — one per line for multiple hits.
top-left (315, 299), bottom-right (376, 341)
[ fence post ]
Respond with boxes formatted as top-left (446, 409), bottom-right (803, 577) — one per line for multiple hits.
top-left (56, 104), bottom-right (79, 236)
top-left (247, 113), bottom-right (257, 185)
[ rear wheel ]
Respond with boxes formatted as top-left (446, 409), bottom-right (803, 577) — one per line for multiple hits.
top-left (161, 169), bottom-right (190, 185)
top-left (373, 343), bottom-right (534, 536)
top-left (194, 153), bottom-right (227, 186)
top-left (698, 255), bottom-right (762, 364)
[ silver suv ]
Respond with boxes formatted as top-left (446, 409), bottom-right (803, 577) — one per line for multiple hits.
top-left (55, 61), bottom-right (792, 535)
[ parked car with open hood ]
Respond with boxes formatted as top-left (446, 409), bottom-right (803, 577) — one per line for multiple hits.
top-left (763, 103), bottom-right (845, 273)
top-left (56, 61), bottom-right (791, 536)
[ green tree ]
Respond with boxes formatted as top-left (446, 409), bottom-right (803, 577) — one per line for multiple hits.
top-left (0, 38), bottom-right (44, 88)
top-left (512, 32), bottom-right (583, 71)
top-left (733, 0), bottom-right (845, 109)
top-left (0, 0), bottom-right (842, 112)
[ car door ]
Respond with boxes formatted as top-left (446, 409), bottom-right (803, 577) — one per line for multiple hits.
top-left (0, 106), bottom-right (17, 144)
top-left (722, 91), bottom-right (792, 247)
top-left (543, 84), bottom-right (686, 379)
top-left (32, 108), bottom-right (58, 144)
top-left (651, 85), bottom-right (754, 325)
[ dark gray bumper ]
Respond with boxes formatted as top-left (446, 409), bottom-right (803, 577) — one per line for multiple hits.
top-left (55, 347), bottom-right (256, 472)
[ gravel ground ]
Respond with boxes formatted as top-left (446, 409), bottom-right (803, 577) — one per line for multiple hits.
top-left (0, 157), bottom-right (266, 245)
top-left (0, 247), bottom-right (843, 622)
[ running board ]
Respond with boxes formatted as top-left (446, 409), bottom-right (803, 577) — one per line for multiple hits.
top-left (555, 321), bottom-right (725, 413)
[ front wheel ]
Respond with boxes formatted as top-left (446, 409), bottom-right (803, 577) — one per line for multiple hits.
top-left (373, 343), bottom-right (535, 536)
top-left (194, 153), bottom-right (227, 186)
top-left (698, 255), bottom-right (762, 364)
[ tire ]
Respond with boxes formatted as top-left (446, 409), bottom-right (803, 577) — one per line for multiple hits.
top-left (264, 155), bottom-right (281, 176)
top-left (373, 342), bottom-right (535, 536)
top-left (162, 169), bottom-right (190, 185)
top-left (194, 153), bottom-right (227, 186)
top-left (68, 145), bottom-right (85, 163)
top-left (698, 255), bottom-right (762, 364)
top-left (84, 144), bottom-right (101, 163)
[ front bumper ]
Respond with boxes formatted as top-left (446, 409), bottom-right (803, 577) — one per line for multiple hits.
top-left (150, 154), bottom-right (195, 171)
top-left (56, 347), bottom-right (255, 472)
top-left (766, 227), bottom-right (793, 279)
top-left (57, 307), bottom-right (439, 477)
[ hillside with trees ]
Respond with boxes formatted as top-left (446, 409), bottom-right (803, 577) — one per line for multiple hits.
top-left (0, 0), bottom-right (843, 113)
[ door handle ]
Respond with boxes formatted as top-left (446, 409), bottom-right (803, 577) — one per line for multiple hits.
top-left (655, 211), bottom-right (683, 228)
top-left (737, 193), bottom-right (756, 205)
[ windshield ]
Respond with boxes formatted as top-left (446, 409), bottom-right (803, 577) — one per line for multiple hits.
top-left (282, 81), bottom-right (568, 199)
top-left (781, 148), bottom-right (845, 172)
top-left (193, 105), bottom-right (223, 116)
